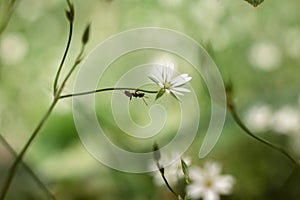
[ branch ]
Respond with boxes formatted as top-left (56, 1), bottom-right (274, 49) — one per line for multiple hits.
top-left (59, 88), bottom-right (158, 99)
top-left (0, 134), bottom-right (55, 199)
top-left (226, 82), bottom-right (299, 165)
top-left (53, 0), bottom-right (74, 95)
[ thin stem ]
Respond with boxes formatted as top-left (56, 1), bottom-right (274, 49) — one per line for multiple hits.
top-left (57, 44), bottom-right (85, 97)
top-left (53, 14), bottom-right (73, 96)
top-left (155, 161), bottom-right (181, 199)
top-left (160, 172), bottom-right (181, 198)
top-left (0, 2), bottom-right (77, 197)
top-left (0, 135), bottom-right (56, 200)
top-left (0, 99), bottom-right (58, 200)
top-left (0, 43), bottom-right (86, 199)
top-left (227, 94), bottom-right (298, 165)
top-left (0, 0), bottom-right (20, 35)
top-left (0, 43), bottom-right (85, 198)
top-left (281, 164), bottom-right (299, 188)
top-left (59, 88), bottom-right (158, 99)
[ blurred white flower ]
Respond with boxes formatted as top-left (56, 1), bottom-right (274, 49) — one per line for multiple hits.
top-left (152, 157), bottom-right (191, 186)
top-left (248, 41), bottom-right (281, 71)
top-left (16, 0), bottom-right (45, 21)
top-left (187, 161), bottom-right (235, 200)
top-left (149, 63), bottom-right (192, 100)
top-left (271, 106), bottom-right (300, 134)
top-left (190, 0), bottom-right (223, 29)
top-left (244, 104), bottom-right (272, 132)
top-left (0, 33), bottom-right (28, 65)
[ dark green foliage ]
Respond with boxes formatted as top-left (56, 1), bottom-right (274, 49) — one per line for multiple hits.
top-left (82, 24), bottom-right (90, 44)
top-left (244, 0), bottom-right (265, 7)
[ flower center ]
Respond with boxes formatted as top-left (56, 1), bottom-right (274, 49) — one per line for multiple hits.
top-left (163, 82), bottom-right (172, 89)
top-left (204, 178), bottom-right (213, 188)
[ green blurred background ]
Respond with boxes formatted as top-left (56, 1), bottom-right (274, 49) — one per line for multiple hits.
top-left (0, 0), bottom-right (300, 199)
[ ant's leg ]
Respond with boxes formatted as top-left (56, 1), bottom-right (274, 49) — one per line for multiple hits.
top-left (142, 98), bottom-right (148, 106)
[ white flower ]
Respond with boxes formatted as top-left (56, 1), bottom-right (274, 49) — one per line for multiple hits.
top-left (187, 161), bottom-right (235, 200)
top-left (244, 104), bottom-right (272, 132)
top-left (149, 63), bottom-right (192, 101)
top-left (271, 106), bottom-right (300, 134)
top-left (248, 41), bottom-right (281, 71)
top-left (0, 33), bottom-right (28, 65)
top-left (152, 156), bottom-right (191, 186)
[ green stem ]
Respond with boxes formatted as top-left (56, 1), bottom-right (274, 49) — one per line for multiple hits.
top-left (0, 2), bottom-right (76, 197)
top-left (0, 0), bottom-right (20, 35)
top-left (57, 44), bottom-right (85, 97)
top-left (227, 101), bottom-right (298, 165)
top-left (0, 98), bottom-right (59, 200)
top-left (160, 171), bottom-right (181, 198)
top-left (53, 16), bottom-right (73, 96)
top-left (154, 158), bottom-right (181, 199)
top-left (59, 88), bottom-right (158, 99)
top-left (0, 134), bottom-right (55, 199)
top-left (0, 42), bottom-right (86, 199)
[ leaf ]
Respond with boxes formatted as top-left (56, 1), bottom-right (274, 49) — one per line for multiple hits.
top-left (184, 194), bottom-right (189, 200)
top-left (155, 89), bottom-right (165, 100)
top-left (82, 24), bottom-right (91, 44)
top-left (181, 159), bottom-right (190, 184)
top-left (170, 92), bottom-right (181, 102)
top-left (244, 0), bottom-right (264, 7)
top-left (65, 0), bottom-right (74, 22)
top-left (65, 10), bottom-right (73, 22)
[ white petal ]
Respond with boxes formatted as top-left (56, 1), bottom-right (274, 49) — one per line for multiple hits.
top-left (170, 89), bottom-right (183, 96)
top-left (171, 75), bottom-right (188, 86)
top-left (188, 167), bottom-right (205, 182)
top-left (171, 91), bottom-right (182, 101)
top-left (214, 175), bottom-right (235, 194)
top-left (151, 67), bottom-right (163, 80)
top-left (169, 62), bottom-right (175, 70)
top-left (149, 76), bottom-right (165, 88)
top-left (165, 89), bottom-right (171, 94)
top-left (149, 75), bottom-right (161, 85)
top-left (162, 66), bottom-right (167, 82)
top-left (203, 189), bottom-right (220, 200)
top-left (172, 87), bottom-right (191, 93)
top-left (179, 73), bottom-right (192, 82)
top-left (171, 74), bottom-right (192, 87)
top-left (204, 161), bottom-right (222, 177)
top-left (187, 184), bottom-right (205, 199)
top-left (165, 65), bottom-right (174, 82)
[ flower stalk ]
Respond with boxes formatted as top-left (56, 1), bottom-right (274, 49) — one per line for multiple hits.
top-left (226, 82), bottom-right (299, 165)
top-left (0, 135), bottom-right (56, 199)
top-left (152, 143), bottom-right (183, 199)
top-left (59, 88), bottom-right (157, 99)
top-left (0, 1), bottom-right (88, 198)
top-left (53, 0), bottom-right (74, 96)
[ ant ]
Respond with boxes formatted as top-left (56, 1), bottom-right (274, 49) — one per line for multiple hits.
top-left (124, 90), bottom-right (148, 105)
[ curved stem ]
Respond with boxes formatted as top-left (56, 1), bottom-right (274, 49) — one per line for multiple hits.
top-left (160, 171), bottom-right (180, 198)
top-left (0, 45), bottom-right (85, 199)
top-left (59, 87), bottom-right (158, 99)
top-left (0, 134), bottom-right (55, 199)
top-left (0, 0), bottom-right (20, 35)
top-left (0, 2), bottom-right (76, 197)
top-left (0, 98), bottom-right (58, 200)
top-left (227, 99), bottom-right (298, 165)
top-left (57, 44), bottom-right (84, 97)
top-left (53, 20), bottom-right (73, 96)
